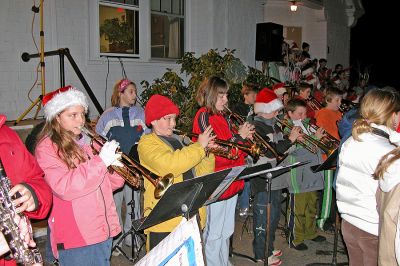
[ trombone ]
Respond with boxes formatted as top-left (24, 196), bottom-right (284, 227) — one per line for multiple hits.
top-left (81, 127), bottom-right (174, 199)
top-left (173, 129), bottom-right (261, 162)
top-left (224, 106), bottom-right (287, 164)
top-left (275, 118), bottom-right (337, 156)
top-left (306, 96), bottom-right (323, 112)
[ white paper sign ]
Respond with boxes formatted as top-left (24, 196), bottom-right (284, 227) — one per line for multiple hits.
top-left (135, 216), bottom-right (204, 266)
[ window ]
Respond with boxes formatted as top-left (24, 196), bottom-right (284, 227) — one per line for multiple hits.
top-left (99, 0), bottom-right (139, 56)
top-left (151, 0), bottom-right (185, 59)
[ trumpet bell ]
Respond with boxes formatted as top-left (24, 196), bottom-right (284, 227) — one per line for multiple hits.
top-left (154, 173), bottom-right (174, 199)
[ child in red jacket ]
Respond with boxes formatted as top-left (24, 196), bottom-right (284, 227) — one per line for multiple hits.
top-left (0, 114), bottom-right (52, 266)
top-left (192, 76), bottom-right (254, 266)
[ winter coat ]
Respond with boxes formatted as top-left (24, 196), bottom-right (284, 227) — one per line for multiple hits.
top-left (35, 136), bottom-right (124, 258)
top-left (95, 106), bottom-right (147, 154)
top-left (137, 132), bottom-right (214, 234)
top-left (336, 124), bottom-right (396, 236)
top-left (0, 115), bottom-right (52, 266)
top-left (280, 118), bottom-right (324, 193)
top-left (251, 116), bottom-right (293, 193)
top-left (192, 107), bottom-right (245, 200)
top-left (376, 133), bottom-right (400, 266)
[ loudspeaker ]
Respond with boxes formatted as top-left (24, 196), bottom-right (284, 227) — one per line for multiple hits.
top-left (255, 22), bottom-right (283, 62)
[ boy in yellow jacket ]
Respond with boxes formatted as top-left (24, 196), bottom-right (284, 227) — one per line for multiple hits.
top-left (138, 94), bottom-right (215, 251)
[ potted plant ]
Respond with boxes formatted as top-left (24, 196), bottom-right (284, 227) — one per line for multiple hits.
top-left (100, 18), bottom-right (133, 52)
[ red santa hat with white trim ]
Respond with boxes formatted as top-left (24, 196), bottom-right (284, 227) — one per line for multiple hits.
top-left (42, 85), bottom-right (88, 121)
top-left (272, 83), bottom-right (287, 97)
top-left (254, 88), bottom-right (283, 114)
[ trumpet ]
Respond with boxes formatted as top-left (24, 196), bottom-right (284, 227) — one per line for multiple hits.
top-left (81, 127), bottom-right (174, 199)
top-left (275, 118), bottom-right (337, 156)
top-left (173, 129), bottom-right (261, 161)
top-left (224, 106), bottom-right (287, 164)
top-left (308, 123), bottom-right (340, 153)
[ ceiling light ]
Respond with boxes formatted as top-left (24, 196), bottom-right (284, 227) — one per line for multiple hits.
top-left (290, 1), bottom-right (298, 12)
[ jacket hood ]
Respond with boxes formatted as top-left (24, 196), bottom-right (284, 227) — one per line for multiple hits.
top-left (372, 123), bottom-right (400, 192)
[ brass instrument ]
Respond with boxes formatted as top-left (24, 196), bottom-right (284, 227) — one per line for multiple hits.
top-left (224, 106), bottom-right (287, 164)
top-left (81, 127), bottom-right (173, 199)
top-left (275, 118), bottom-right (337, 156)
top-left (308, 123), bottom-right (340, 153)
top-left (306, 96), bottom-right (323, 112)
top-left (173, 129), bottom-right (261, 162)
top-left (0, 160), bottom-right (43, 265)
top-left (339, 99), bottom-right (357, 113)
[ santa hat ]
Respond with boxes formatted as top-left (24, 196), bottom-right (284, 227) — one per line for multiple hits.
top-left (291, 42), bottom-right (299, 50)
top-left (42, 85), bottom-right (88, 121)
top-left (254, 88), bottom-right (283, 114)
top-left (144, 94), bottom-right (179, 126)
top-left (272, 83), bottom-right (287, 96)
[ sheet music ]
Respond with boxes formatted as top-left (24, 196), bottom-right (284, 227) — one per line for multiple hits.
top-left (135, 216), bottom-right (204, 266)
top-left (204, 166), bottom-right (246, 205)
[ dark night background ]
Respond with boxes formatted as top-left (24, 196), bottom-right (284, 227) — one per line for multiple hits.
top-left (350, 1), bottom-right (400, 88)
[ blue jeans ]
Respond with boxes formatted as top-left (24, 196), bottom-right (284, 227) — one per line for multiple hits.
top-left (238, 180), bottom-right (251, 209)
top-left (252, 189), bottom-right (282, 260)
top-left (58, 238), bottom-right (112, 266)
top-left (203, 195), bottom-right (237, 266)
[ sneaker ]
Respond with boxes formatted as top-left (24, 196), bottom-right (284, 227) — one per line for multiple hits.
top-left (256, 255), bottom-right (282, 266)
top-left (267, 255), bottom-right (282, 266)
top-left (272, 249), bottom-right (283, 257)
top-left (290, 242), bottom-right (308, 251)
top-left (311, 235), bottom-right (326, 242)
top-left (239, 207), bottom-right (249, 217)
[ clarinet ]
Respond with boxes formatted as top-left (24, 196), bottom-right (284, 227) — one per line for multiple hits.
top-left (0, 160), bottom-right (42, 265)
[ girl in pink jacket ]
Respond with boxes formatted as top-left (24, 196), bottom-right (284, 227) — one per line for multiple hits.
top-left (35, 86), bottom-right (125, 265)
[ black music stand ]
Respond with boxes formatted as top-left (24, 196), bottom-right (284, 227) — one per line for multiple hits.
top-left (307, 148), bottom-right (348, 266)
top-left (310, 148), bottom-right (338, 173)
top-left (132, 166), bottom-right (247, 232)
top-left (231, 161), bottom-right (310, 264)
top-left (111, 185), bottom-right (145, 263)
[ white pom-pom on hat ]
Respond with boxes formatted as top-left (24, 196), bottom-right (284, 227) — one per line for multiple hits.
top-left (42, 85), bottom-right (88, 120)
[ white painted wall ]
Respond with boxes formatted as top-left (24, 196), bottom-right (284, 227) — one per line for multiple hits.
top-left (0, 0), bottom-right (351, 121)
top-left (0, 0), bottom-right (264, 120)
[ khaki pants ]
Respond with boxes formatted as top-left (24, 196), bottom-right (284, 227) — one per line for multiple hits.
top-left (341, 219), bottom-right (378, 266)
top-left (287, 191), bottom-right (319, 245)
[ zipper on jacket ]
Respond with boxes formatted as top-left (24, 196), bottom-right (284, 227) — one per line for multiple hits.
top-left (99, 185), bottom-right (111, 238)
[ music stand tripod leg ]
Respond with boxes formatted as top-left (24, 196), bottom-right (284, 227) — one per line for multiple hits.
top-left (263, 173), bottom-right (272, 266)
top-left (111, 185), bottom-right (145, 262)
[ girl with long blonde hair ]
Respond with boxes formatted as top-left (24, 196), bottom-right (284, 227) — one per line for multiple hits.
top-left (336, 88), bottom-right (400, 266)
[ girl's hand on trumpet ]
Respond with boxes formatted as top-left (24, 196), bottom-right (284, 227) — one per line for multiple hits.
top-left (314, 127), bottom-right (327, 140)
top-left (198, 125), bottom-right (217, 149)
top-left (289, 126), bottom-right (304, 143)
top-left (238, 122), bottom-right (255, 140)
